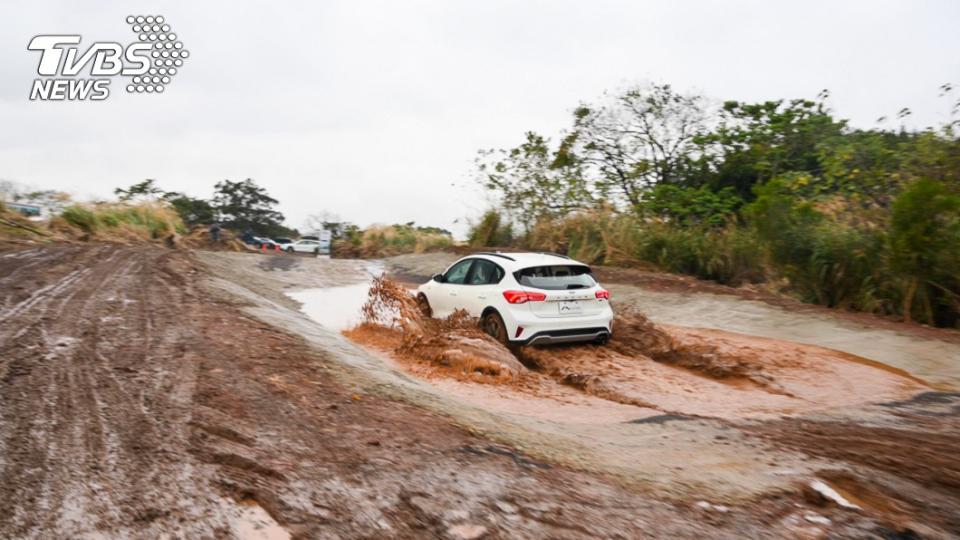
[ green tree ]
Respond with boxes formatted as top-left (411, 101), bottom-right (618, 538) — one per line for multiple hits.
top-left (575, 83), bottom-right (709, 209)
top-left (476, 131), bottom-right (593, 230)
top-left (211, 178), bottom-right (290, 236)
top-left (162, 192), bottom-right (215, 226)
top-left (888, 179), bottom-right (960, 324)
top-left (639, 184), bottom-right (742, 227)
top-left (114, 179), bottom-right (163, 201)
top-left (701, 93), bottom-right (846, 199)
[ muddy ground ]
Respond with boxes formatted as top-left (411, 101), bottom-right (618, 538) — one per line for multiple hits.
top-left (2, 244), bottom-right (959, 538)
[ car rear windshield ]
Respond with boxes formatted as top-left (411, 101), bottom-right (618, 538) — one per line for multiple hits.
top-left (514, 265), bottom-right (596, 290)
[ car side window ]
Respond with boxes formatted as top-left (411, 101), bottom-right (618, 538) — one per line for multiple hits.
top-left (443, 259), bottom-right (473, 285)
top-left (467, 259), bottom-right (503, 285)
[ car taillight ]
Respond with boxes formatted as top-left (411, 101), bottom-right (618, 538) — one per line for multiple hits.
top-left (502, 290), bottom-right (546, 304)
top-left (595, 289), bottom-right (610, 300)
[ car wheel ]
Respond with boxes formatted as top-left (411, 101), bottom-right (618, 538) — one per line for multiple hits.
top-left (416, 294), bottom-right (432, 318)
top-left (480, 311), bottom-right (509, 346)
top-left (314, 248), bottom-right (320, 255)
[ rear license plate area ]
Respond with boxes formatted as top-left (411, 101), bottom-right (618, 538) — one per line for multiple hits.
top-left (557, 300), bottom-right (582, 315)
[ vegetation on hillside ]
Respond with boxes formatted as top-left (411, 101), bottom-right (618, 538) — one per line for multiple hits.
top-left (469, 83), bottom-right (960, 327)
top-left (115, 178), bottom-right (295, 237)
top-left (333, 223), bottom-right (454, 258)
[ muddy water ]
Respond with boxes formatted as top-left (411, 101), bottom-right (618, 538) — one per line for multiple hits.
top-left (612, 286), bottom-right (960, 390)
top-left (222, 272), bottom-right (799, 498)
top-left (337, 278), bottom-right (925, 421)
top-left (292, 273), bottom-right (925, 422)
top-left (285, 262), bottom-right (383, 330)
top-left (222, 256), bottom-right (931, 499)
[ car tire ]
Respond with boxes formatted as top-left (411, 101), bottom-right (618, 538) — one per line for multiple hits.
top-left (416, 293), bottom-right (432, 318)
top-left (480, 311), bottom-right (509, 346)
top-left (314, 248), bottom-right (320, 255)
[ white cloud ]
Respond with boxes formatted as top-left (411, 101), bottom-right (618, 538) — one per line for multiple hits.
top-left (1, 0), bottom-right (958, 237)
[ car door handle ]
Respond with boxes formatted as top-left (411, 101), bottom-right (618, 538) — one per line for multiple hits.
top-left (449, 292), bottom-right (457, 296)
top-left (477, 295), bottom-right (486, 300)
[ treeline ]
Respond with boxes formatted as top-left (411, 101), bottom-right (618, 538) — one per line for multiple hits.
top-left (469, 83), bottom-right (960, 328)
top-left (113, 178), bottom-right (295, 237)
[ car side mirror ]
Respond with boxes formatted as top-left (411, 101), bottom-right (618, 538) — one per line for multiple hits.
top-left (432, 273), bottom-right (444, 283)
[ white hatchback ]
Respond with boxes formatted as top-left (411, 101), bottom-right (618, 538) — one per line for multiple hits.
top-left (416, 252), bottom-right (613, 346)
top-left (285, 239), bottom-right (329, 255)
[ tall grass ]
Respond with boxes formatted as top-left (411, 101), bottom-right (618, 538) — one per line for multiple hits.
top-left (525, 210), bottom-right (763, 285)
top-left (335, 223), bottom-right (454, 257)
top-left (57, 202), bottom-right (185, 240)
top-left (633, 224), bottom-right (765, 285)
top-left (473, 203), bottom-right (960, 327)
top-left (467, 210), bottom-right (514, 247)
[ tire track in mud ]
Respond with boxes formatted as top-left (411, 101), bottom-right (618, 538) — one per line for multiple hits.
top-left (4, 244), bottom-right (947, 538)
top-left (0, 245), bottom-right (213, 537)
top-left (1, 245), bottom-right (719, 539)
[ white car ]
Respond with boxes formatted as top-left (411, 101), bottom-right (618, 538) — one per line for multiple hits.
top-left (416, 252), bottom-right (613, 346)
top-left (285, 239), bottom-right (329, 255)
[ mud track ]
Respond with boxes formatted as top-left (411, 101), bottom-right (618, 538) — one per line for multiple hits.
top-left (2, 244), bottom-right (958, 539)
top-left (0, 245), bottom-right (760, 538)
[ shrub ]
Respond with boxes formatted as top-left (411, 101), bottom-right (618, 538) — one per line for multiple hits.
top-left (61, 205), bottom-right (100, 233)
top-left (59, 202), bottom-right (185, 240)
top-left (467, 210), bottom-right (513, 247)
top-left (888, 179), bottom-right (960, 325)
top-left (638, 184), bottom-right (743, 226)
top-left (633, 223), bottom-right (764, 285)
top-left (336, 223), bottom-right (454, 257)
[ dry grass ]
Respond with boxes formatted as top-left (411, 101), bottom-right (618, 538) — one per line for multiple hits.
top-left (1, 201), bottom-right (187, 248)
top-left (335, 224), bottom-right (454, 258)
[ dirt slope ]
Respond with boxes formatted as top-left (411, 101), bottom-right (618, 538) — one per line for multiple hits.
top-left (0, 244), bottom-right (774, 538)
top-left (2, 244), bottom-right (956, 538)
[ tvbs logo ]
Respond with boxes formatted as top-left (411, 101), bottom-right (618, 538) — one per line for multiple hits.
top-left (28, 15), bottom-right (188, 101)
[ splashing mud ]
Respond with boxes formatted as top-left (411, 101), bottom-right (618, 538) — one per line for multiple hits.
top-left (349, 276), bottom-right (525, 378)
top-left (343, 276), bottom-right (926, 419)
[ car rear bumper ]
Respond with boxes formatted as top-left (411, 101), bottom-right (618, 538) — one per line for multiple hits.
top-left (522, 327), bottom-right (611, 345)
top-left (505, 307), bottom-right (614, 345)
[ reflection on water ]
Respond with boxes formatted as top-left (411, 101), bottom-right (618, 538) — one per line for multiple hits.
top-left (287, 262), bottom-right (383, 330)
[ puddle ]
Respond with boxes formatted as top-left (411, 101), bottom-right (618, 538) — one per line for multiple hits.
top-left (286, 262), bottom-right (383, 330)
top-left (229, 498), bottom-right (290, 540)
top-left (333, 277), bottom-right (927, 420)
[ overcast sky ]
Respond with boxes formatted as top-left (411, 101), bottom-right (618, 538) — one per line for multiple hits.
top-left (2, 1), bottom-right (958, 237)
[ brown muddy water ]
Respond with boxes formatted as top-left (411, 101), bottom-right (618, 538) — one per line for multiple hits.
top-left (286, 261), bottom-right (383, 329)
top-left (199, 251), bottom-right (960, 531)
top-left (293, 275), bottom-right (924, 422)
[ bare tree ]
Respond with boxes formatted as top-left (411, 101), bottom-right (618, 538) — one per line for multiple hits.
top-left (574, 83), bottom-right (710, 210)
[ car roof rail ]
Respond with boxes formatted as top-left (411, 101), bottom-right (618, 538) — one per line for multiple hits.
top-left (475, 251), bottom-right (516, 262)
top-left (538, 252), bottom-right (570, 259)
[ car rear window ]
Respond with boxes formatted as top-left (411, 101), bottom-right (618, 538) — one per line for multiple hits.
top-left (514, 265), bottom-right (596, 290)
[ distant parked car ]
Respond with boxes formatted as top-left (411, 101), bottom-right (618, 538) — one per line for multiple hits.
top-left (286, 239), bottom-right (328, 255)
top-left (273, 238), bottom-right (295, 249)
top-left (252, 236), bottom-right (280, 249)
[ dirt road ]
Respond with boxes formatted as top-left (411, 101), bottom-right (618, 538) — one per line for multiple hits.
top-left (2, 244), bottom-right (958, 538)
top-left (0, 245), bottom-right (758, 538)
